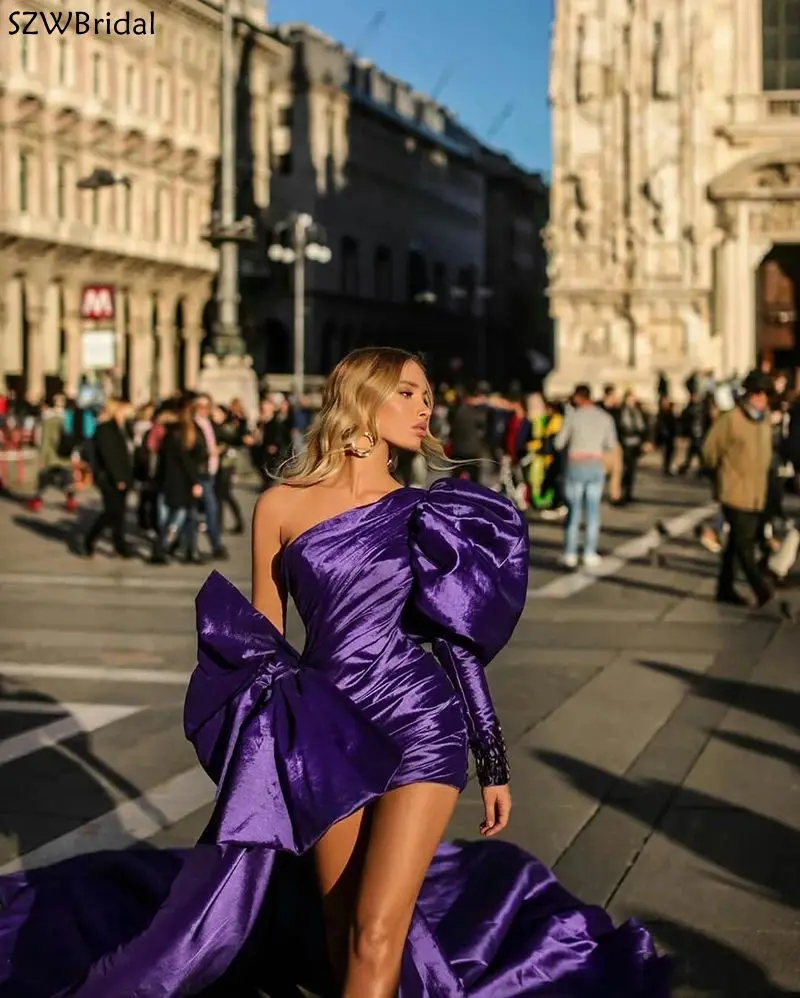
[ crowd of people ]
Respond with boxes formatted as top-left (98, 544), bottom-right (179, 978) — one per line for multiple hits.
top-left (0, 363), bottom-right (797, 607)
top-left (0, 388), bottom-right (303, 564)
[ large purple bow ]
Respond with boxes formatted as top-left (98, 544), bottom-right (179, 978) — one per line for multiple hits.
top-left (185, 571), bottom-right (402, 854)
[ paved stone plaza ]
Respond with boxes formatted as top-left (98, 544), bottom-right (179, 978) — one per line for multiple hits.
top-left (0, 468), bottom-right (798, 996)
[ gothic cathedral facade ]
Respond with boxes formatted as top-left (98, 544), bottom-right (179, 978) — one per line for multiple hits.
top-left (548, 0), bottom-right (800, 398)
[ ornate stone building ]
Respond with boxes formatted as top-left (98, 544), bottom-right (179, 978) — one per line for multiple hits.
top-left (0, 0), bottom-right (286, 405)
top-left (262, 23), bottom-right (490, 384)
top-left (548, 0), bottom-right (800, 399)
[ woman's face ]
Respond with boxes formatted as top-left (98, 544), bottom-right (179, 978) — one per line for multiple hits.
top-left (377, 361), bottom-right (432, 452)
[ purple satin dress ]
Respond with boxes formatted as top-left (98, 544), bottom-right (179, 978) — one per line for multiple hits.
top-left (0, 479), bottom-right (670, 996)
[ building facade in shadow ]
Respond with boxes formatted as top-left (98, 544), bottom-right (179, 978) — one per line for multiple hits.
top-left (480, 148), bottom-right (551, 390)
top-left (261, 22), bottom-right (547, 389)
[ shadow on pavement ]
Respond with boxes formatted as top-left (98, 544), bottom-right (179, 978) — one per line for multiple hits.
top-left (712, 729), bottom-right (800, 769)
top-left (638, 659), bottom-right (800, 734)
top-left (0, 677), bottom-right (157, 869)
top-left (12, 514), bottom-right (77, 545)
top-left (593, 573), bottom-right (700, 600)
top-left (640, 914), bottom-right (799, 996)
top-left (535, 749), bottom-right (800, 909)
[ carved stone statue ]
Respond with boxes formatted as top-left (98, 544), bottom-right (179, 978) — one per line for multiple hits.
top-left (652, 12), bottom-right (677, 99)
top-left (643, 163), bottom-right (679, 240)
top-left (575, 15), bottom-right (602, 103)
top-left (565, 174), bottom-right (590, 241)
top-left (541, 223), bottom-right (562, 280)
top-left (754, 163), bottom-right (800, 189)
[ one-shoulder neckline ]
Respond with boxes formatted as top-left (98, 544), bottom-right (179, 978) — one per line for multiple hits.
top-left (282, 486), bottom-right (413, 556)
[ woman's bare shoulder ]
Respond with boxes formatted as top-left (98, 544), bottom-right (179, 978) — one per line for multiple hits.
top-left (253, 484), bottom-right (299, 526)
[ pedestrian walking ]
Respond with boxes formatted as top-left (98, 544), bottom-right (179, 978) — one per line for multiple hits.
top-left (192, 393), bottom-right (228, 560)
top-left (555, 384), bottom-right (619, 569)
top-left (150, 399), bottom-right (206, 565)
top-left (654, 396), bottom-right (678, 476)
top-left (25, 393), bottom-right (77, 513)
top-left (702, 370), bottom-right (775, 607)
top-left (79, 398), bottom-right (134, 558)
top-left (617, 389), bottom-right (649, 504)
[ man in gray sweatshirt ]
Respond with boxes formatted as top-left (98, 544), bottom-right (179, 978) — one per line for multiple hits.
top-left (554, 384), bottom-right (618, 568)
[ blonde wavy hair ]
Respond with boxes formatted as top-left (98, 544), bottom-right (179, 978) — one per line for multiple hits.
top-left (278, 347), bottom-right (447, 487)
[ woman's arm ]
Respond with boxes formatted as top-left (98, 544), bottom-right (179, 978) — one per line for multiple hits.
top-left (251, 488), bottom-right (288, 635)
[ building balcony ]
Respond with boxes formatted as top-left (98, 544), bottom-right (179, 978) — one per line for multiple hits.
top-left (0, 211), bottom-right (219, 273)
top-left (724, 91), bottom-right (800, 145)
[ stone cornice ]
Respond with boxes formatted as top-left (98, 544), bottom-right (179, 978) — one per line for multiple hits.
top-left (709, 146), bottom-right (800, 201)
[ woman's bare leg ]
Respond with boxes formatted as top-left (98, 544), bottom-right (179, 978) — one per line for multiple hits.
top-left (313, 806), bottom-right (370, 984)
top-left (343, 782), bottom-right (459, 998)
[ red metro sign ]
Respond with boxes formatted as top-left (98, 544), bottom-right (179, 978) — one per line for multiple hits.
top-left (80, 285), bottom-right (116, 321)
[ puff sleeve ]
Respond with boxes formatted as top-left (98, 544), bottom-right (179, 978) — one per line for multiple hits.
top-left (408, 478), bottom-right (529, 786)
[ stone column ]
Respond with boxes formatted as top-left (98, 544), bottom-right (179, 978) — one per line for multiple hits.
top-left (61, 282), bottom-right (83, 397)
top-left (182, 297), bottom-right (205, 392)
top-left (127, 291), bottom-right (154, 406)
top-left (24, 285), bottom-right (46, 403)
top-left (155, 293), bottom-right (177, 399)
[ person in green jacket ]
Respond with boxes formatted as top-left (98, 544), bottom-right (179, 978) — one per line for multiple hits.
top-left (26, 393), bottom-right (77, 513)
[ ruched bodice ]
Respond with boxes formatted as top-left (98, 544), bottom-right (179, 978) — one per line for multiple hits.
top-left (282, 487), bottom-right (419, 672)
top-left (0, 479), bottom-right (671, 998)
top-left (278, 479), bottom-right (529, 788)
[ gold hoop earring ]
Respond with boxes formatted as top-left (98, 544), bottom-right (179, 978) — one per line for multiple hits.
top-left (345, 430), bottom-right (375, 458)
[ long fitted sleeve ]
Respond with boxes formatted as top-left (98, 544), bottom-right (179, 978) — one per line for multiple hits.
top-left (408, 479), bottom-right (529, 786)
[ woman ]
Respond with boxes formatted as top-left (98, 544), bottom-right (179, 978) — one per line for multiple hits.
top-left (132, 402), bottom-right (157, 533)
top-left (212, 403), bottom-right (248, 534)
top-left (617, 390), bottom-right (649, 505)
top-left (150, 399), bottom-right (206, 564)
top-left (251, 396), bottom-right (292, 489)
top-left (79, 397), bottom-right (134, 558)
top-left (0, 349), bottom-right (669, 997)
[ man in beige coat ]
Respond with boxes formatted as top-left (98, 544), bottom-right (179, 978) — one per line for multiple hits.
top-left (702, 370), bottom-right (774, 607)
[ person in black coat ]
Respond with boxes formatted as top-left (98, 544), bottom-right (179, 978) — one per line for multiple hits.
top-left (654, 396), bottom-right (678, 476)
top-left (80, 399), bottom-right (134, 557)
top-left (150, 400), bottom-right (207, 564)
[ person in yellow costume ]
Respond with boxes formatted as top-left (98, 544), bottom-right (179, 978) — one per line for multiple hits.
top-left (520, 394), bottom-right (563, 509)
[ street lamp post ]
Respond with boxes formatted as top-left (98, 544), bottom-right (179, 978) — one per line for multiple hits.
top-left (206, 0), bottom-right (255, 358)
top-left (196, 0), bottom-right (259, 413)
top-left (268, 213), bottom-right (331, 397)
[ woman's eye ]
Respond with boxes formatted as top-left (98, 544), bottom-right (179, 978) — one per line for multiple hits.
top-left (400, 391), bottom-right (413, 398)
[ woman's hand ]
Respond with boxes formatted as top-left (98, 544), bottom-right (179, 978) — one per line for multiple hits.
top-left (480, 784), bottom-right (511, 837)
top-left (192, 484), bottom-right (203, 499)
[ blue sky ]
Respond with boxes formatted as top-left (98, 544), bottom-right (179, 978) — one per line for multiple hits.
top-left (267, 0), bottom-right (551, 173)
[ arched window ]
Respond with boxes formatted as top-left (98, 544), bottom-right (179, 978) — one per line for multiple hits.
top-left (407, 250), bottom-right (428, 302)
top-left (374, 245), bottom-right (393, 299)
top-left (340, 236), bottom-right (359, 295)
top-left (763, 0), bottom-right (800, 90)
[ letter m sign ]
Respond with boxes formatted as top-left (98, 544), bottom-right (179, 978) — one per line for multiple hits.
top-left (81, 285), bottom-right (115, 321)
